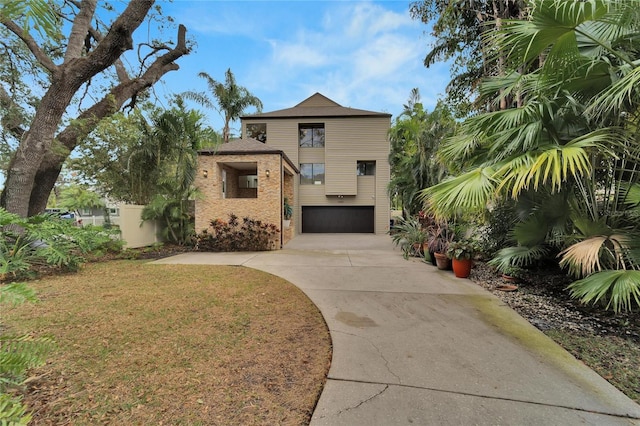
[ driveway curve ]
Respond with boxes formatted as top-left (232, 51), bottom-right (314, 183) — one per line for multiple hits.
top-left (153, 234), bottom-right (640, 425)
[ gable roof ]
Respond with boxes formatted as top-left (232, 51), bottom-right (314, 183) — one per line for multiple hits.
top-left (198, 138), bottom-right (299, 173)
top-left (241, 92), bottom-right (391, 120)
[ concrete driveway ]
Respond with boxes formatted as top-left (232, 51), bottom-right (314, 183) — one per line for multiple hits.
top-left (153, 234), bottom-right (640, 425)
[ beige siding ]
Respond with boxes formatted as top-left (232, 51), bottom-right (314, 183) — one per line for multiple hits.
top-left (242, 115), bottom-right (391, 234)
top-left (243, 120), bottom-right (299, 165)
top-left (324, 117), bottom-right (389, 197)
top-left (298, 148), bottom-right (325, 164)
top-left (298, 176), bottom-right (375, 206)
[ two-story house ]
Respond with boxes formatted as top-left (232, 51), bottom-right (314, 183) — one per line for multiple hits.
top-left (195, 93), bottom-right (391, 248)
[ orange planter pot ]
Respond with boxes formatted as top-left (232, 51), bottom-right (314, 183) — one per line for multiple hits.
top-left (452, 258), bottom-right (473, 278)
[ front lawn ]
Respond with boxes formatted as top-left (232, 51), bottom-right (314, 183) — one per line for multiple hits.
top-left (2, 261), bottom-right (331, 425)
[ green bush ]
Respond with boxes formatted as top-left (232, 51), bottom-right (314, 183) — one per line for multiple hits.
top-left (0, 283), bottom-right (52, 424)
top-left (0, 208), bottom-right (122, 281)
top-left (196, 214), bottom-right (279, 252)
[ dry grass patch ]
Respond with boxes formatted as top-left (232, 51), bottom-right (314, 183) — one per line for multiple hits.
top-left (3, 261), bottom-right (331, 425)
top-left (546, 330), bottom-right (640, 404)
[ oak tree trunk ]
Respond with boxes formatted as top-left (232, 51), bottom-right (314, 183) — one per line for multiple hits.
top-left (1, 1), bottom-right (189, 216)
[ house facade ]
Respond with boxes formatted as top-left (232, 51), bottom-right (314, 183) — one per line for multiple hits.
top-left (195, 93), bottom-right (391, 247)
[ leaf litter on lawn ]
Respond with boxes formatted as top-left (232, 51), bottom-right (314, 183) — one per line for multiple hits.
top-left (2, 260), bottom-right (332, 425)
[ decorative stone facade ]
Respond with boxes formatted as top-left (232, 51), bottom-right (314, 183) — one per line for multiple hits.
top-left (195, 140), bottom-right (298, 249)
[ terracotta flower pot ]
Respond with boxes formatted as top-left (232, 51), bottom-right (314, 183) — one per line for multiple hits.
top-left (501, 274), bottom-right (520, 284)
top-left (433, 252), bottom-right (451, 270)
top-left (452, 258), bottom-right (473, 278)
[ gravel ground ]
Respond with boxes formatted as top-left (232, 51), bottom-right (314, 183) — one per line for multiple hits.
top-left (469, 262), bottom-right (640, 341)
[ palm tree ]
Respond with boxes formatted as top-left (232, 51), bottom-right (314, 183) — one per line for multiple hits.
top-left (185, 69), bottom-right (262, 143)
top-left (140, 97), bottom-right (217, 245)
top-left (388, 90), bottom-right (455, 216)
top-left (422, 0), bottom-right (640, 311)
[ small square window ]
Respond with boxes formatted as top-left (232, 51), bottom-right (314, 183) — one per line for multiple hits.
top-left (357, 161), bottom-right (376, 176)
top-left (246, 123), bottom-right (267, 143)
top-left (300, 163), bottom-right (325, 184)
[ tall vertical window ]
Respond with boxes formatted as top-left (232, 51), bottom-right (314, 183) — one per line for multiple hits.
top-left (300, 163), bottom-right (325, 184)
top-left (357, 161), bottom-right (376, 176)
top-left (299, 124), bottom-right (325, 147)
top-left (246, 123), bottom-right (267, 143)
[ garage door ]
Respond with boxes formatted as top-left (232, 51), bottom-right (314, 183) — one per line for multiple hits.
top-left (302, 206), bottom-right (374, 233)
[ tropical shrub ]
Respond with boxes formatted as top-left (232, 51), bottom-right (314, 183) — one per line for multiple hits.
top-left (196, 214), bottom-right (279, 252)
top-left (141, 193), bottom-right (196, 247)
top-left (447, 240), bottom-right (476, 260)
top-left (390, 216), bottom-right (427, 259)
top-left (283, 197), bottom-right (293, 220)
top-left (0, 283), bottom-right (52, 424)
top-left (0, 208), bottom-right (122, 281)
top-left (421, 0), bottom-right (640, 312)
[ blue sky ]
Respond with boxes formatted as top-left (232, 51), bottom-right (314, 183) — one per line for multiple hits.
top-left (155, 0), bottom-right (449, 133)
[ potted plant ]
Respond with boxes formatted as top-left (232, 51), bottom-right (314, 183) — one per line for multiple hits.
top-left (390, 216), bottom-right (426, 259)
top-left (499, 265), bottom-right (524, 284)
top-left (283, 197), bottom-right (293, 229)
top-left (446, 239), bottom-right (475, 278)
top-left (427, 220), bottom-right (454, 270)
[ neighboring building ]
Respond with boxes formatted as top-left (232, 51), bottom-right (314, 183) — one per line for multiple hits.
top-left (195, 93), bottom-right (391, 247)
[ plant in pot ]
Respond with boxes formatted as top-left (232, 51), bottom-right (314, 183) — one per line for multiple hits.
top-left (283, 197), bottom-right (293, 229)
top-left (427, 220), bottom-right (454, 269)
top-left (390, 216), bottom-right (426, 259)
top-left (446, 239), bottom-right (476, 278)
top-left (499, 265), bottom-right (524, 283)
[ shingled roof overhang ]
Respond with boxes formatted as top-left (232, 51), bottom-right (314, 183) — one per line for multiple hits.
top-left (198, 138), bottom-right (299, 173)
top-left (241, 106), bottom-right (391, 120)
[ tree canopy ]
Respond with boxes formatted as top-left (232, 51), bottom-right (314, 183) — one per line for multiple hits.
top-left (0, 0), bottom-right (190, 217)
top-left (421, 0), bottom-right (640, 312)
top-left (185, 68), bottom-right (262, 143)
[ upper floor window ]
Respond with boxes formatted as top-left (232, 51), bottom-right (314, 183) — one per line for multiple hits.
top-left (357, 161), bottom-right (376, 176)
top-left (299, 124), bottom-right (325, 148)
top-left (246, 123), bottom-right (267, 143)
top-left (300, 163), bottom-right (325, 185)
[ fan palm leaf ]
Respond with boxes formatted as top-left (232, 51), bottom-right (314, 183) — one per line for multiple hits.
top-left (487, 245), bottom-right (550, 270)
top-left (420, 167), bottom-right (498, 218)
top-left (568, 269), bottom-right (640, 312)
top-left (559, 234), bottom-right (630, 277)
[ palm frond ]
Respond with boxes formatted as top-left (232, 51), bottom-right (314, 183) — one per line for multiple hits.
top-left (0, 283), bottom-right (37, 306)
top-left (488, 245), bottom-right (549, 270)
top-left (497, 129), bottom-right (619, 197)
top-left (568, 269), bottom-right (640, 312)
top-left (559, 234), bottom-right (630, 277)
top-left (587, 66), bottom-right (640, 119)
top-left (421, 167), bottom-right (498, 218)
top-left (512, 215), bottom-right (549, 247)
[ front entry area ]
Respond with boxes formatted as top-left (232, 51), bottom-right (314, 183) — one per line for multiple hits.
top-left (302, 206), bottom-right (374, 233)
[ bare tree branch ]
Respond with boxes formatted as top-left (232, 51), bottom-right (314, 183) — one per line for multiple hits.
top-left (0, 85), bottom-right (26, 139)
top-left (64, 0), bottom-right (97, 62)
top-left (88, 27), bottom-right (130, 83)
top-left (28, 24), bottom-right (190, 214)
top-left (0, 19), bottom-right (57, 73)
top-left (80, 0), bottom-right (154, 77)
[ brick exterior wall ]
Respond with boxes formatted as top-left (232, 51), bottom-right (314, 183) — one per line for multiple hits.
top-left (195, 153), bottom-right (292, 249)
top-left (282, 164), bottom-right (296, 245)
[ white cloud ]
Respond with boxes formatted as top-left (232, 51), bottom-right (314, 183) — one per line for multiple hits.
top-left (163, 0), bottom-right (448, 125)
top-left (245, 1), bottom-right (435, 117)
